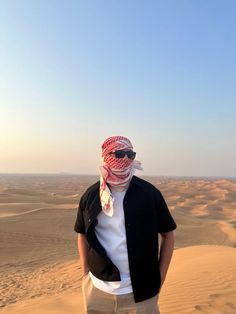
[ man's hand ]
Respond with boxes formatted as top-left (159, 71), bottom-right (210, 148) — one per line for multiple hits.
top-left (159, 231), bottom-right (175, 289)
top-left (82, 267), bottom-right (90, 277)
top-left (160, 271), bottom-right (166, 289)
top-left (77, 234), bottom-right (90, 277)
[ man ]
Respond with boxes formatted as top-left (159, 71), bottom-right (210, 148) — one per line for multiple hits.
top-left (74, 136), bottom-right (177, 314)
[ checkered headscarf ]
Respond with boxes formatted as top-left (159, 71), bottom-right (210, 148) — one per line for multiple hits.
top-left (99, 136), bottom-right (142, 216)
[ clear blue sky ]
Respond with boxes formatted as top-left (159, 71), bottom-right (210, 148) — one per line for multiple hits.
top-left (1, 0), bottom-right (236, 176)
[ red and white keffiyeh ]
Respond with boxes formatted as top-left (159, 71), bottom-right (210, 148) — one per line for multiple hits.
top-left (99, 136), bottom-right (142, 216)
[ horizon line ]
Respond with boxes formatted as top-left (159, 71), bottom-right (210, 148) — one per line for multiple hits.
top-left (0, 172), bottom-right (236, 179)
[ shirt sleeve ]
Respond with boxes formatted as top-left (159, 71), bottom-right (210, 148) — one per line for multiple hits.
top-left (74, 194), bottom-right (86, 234)
top-left (156, 190), bottom-right (177, 234)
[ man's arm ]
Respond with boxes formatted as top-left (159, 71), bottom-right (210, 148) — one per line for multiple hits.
top-left (159, 231), bottom-right (175, 288)
top-left (77, 234), bottom-right (89, 276)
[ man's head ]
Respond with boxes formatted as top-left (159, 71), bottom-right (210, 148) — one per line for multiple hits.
top-left (101, 136), bottom-right (136, 170)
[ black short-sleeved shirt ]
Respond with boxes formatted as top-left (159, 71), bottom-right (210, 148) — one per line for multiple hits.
top-left (74, 175), bottom-right (177, 302)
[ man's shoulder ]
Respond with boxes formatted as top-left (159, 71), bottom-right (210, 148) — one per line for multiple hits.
top-left (81, 180), bottom-right (100, 200)
top-left (133, 176), bottom-right (168, 207)
top-left (132, 176), bottom-right (161, 194)
top-left (84, 181), bottom-right (100, 195)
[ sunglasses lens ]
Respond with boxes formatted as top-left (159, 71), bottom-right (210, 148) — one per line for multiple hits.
top-left (115, 150), bottom-right (126, 158)
top-left (113, 150), bottom-right (136, 159)
top-left (127, 152), bottom-right (136, 159)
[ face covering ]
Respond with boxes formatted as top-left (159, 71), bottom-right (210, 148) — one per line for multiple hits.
top-left (99, 135), bottom-right (142, 216)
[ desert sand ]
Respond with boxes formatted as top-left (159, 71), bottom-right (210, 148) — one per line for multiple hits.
top-left (0, 174), bottom-right (236, 313)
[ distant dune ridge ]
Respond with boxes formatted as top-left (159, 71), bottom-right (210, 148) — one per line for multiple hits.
top-left (0, 174), bottom-right (236, 313)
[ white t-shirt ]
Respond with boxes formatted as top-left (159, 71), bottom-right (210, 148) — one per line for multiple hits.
top-left (89, 188), bottom-right (132, 295)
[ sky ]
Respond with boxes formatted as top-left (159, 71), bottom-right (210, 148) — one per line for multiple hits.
top-left (1, 0), bottom-right (236, 177)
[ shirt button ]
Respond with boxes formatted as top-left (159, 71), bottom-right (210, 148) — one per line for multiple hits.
top-left (88, 219), bottom-right (91, 222)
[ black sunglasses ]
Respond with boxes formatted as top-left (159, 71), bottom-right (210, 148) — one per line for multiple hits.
top-left (109, 150), bottom-right (136, 160)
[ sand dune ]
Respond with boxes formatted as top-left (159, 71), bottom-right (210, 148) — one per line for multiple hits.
top-left (160, 245), bottom-right (236, 314)
top-left (1, 174), bottom-right (236, 313)
top-left (2, 245), bottom-right (236, 314)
